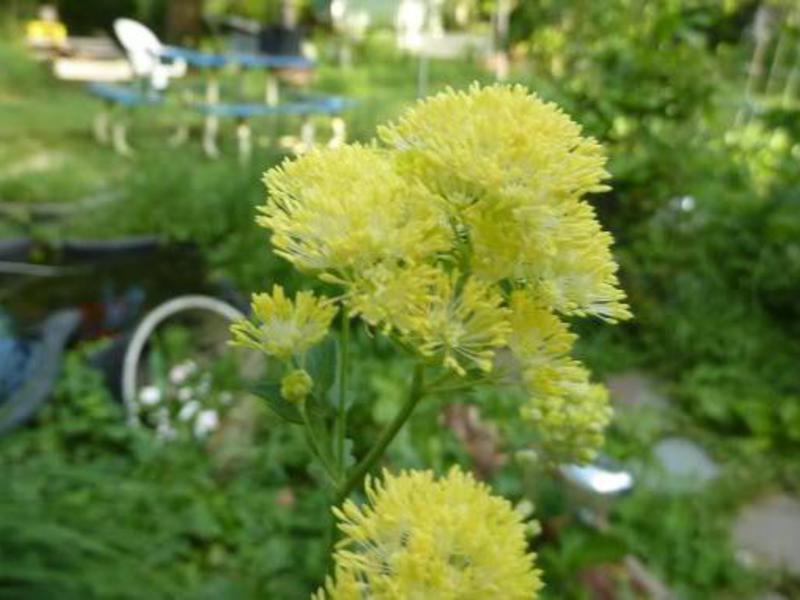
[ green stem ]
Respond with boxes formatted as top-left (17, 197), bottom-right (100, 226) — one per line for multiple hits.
top-left (335, 314), bottom-right (350, 469)
top-left (335, 364), bottom-right (426, 505)
top-left (300, 402), bottom-right (340, 488)
top-left (325, 504), bottom-right (338, 570)
top-left (425, 382), bottom-right (476, 394)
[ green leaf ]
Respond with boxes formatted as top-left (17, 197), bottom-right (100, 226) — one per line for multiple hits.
top-left (250, 377), bottom-right (331, 425)
top-left (342, 438), bottom-right (356, 470)
top-left (250, 381), bottom-right (303, 424)
top-left (305, 336), bottom-right (337, 400)
top-left (185, 504), bottom-right (222, 540)
top-left (559, 527), bottom-right (629, 572)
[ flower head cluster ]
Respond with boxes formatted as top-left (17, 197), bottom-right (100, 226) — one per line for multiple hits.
top-left (260, 144), bottom-right (451, 274)
top-left (230, 285), bottom-right (337, 361)
top-left (257, 84), bottom-right (631, 460)
top-left (314, 467), bottom-right (542, 600)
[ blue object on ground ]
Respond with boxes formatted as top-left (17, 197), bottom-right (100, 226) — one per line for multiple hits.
top-left (0, 333), bottom-right (31, 399)
top-left (0, 309), bottom-right (81, 435)
top-left (0, 237), bottom-right (33, 262)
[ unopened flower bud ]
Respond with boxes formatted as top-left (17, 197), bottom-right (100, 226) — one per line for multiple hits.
top-left (281, 369), bottom-right (313, 404)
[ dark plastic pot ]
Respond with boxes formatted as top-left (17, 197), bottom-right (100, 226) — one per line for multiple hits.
top-left (259, 25), bottom-right (304, 56)
top-left (60, 235), bottom-right (163, 261)
top-left (0, 237), bottom-right (33, 262)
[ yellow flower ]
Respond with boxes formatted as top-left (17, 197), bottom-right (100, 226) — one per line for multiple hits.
top-left (380, 83), bottom-right (609, 208)
top-left (345, 262), bottom-right (443, 334)
top-left (505, 293), bottom-right (612, 461)
top-left (380, 84), bottom-right (630, 323)
top-left (250, 83), bottom-right (631, 461)
top-left (521, 359), bottom-right (612, 463)
top-left (401, 273), bottom-right (512, 375)
top-left (507, 291), bottom-right (576, 366)
top-left (281, 368), bottom-right (313, 404)
top-left (229, 285), bottom-right (336, 361)
top-left (259, 145), bottom-right (451, 276)
top-left (461, 195), bottom-right (556, 283)
top-left (312, 567), bottom-right (361, 600)
top-left (535, 200), bottom-right (631, 322)
top-left (316, 467), bottom-right (542, 600)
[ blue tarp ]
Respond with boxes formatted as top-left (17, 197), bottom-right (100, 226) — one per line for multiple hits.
top-left (0, 312), bottom-right (31, 400)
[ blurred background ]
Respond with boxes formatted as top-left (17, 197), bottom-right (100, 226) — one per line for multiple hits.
top-left (1, 1), bottom-right (799, 598)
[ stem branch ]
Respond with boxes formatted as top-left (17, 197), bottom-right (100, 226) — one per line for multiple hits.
top-left (335, 314), bottom-right (350, 468)
top-left (300, 402), bottom-right (340, 488)
top-left (335, 364), bottom-right (425, 505)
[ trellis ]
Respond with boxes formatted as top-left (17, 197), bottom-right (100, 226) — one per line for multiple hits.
top-left (739, 1), bottom-right (800, 123)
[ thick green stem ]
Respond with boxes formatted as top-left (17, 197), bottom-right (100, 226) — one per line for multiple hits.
top-left (335, 314), bottom-right (350, 469)
top-left (335, 364), bottom-right (425, 505)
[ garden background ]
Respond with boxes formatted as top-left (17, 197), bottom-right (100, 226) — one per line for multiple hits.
top-left (1, 1), bottom-right (800, 598)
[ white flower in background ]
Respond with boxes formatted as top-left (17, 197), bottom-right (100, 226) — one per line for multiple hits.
top-left (178, 400), bottom-right (200, 422)
top-left (194, 409), bottom-right (220, 438)
top-left (139, 385), bottom-right (162, 406)
top-left (177, 386), bottom-right (194, 403)
top-left (169, 360), bottom-right (198, 385)
top-left (330, 0), bottom-right (346, 22)
top-left (220, 392), bottom-right (233, 405)
top-left (155, 408), bottom-right (176, 441)
top-left (197, 374), bottom-right (212, 397)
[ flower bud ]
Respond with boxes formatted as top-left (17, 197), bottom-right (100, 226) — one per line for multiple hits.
top-left (280, 369), bottom-right (313, 404)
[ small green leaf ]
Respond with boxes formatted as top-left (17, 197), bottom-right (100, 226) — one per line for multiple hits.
top-left (570, 530), bottom-right (629, 570)
top-left (342, 438), bottom-right (356, 470)
top-left (305, 336), bottom-right (337, 399)
top-left (250, 382), bottom-right (303, 424)
top-left (250, 379), bottom-right (330, 425)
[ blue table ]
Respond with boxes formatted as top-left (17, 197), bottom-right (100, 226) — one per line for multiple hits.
top-left (159, 46), bottom-right (313, 106)
top-left (159, 46), bottom-right (313, 70)
top-left (157, 46), bottom-right (325, 159)
top-left (158, 46), bottom-right (228, 69)
top-left (86, 42), bottom-right (328, 157)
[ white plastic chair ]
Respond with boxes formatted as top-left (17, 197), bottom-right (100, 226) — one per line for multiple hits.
top-left (113, 18), bottom-right (186, 90)
top-left (96, 18), bottom-right (188, 154)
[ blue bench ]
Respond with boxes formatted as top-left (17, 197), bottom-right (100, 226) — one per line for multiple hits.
top-left (87, 82), bottom-right (164, 155)
top-left (87, 82), bottom-right (163, 107)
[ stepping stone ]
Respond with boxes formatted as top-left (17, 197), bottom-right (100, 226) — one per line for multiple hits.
top-left (647, 436), bottom-right (719, 492)
top-left (732, 494), bottom-right (800, 576)
top-left (606, 371), bottom-right (670, 410)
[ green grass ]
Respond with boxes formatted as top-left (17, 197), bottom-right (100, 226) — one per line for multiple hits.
top-left (0, 30), bottom-right (498, 291)
top-left (0, 32), bottom-right (493, 233)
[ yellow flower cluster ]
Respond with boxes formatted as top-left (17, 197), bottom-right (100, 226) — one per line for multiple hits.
top-left (508, 292), bottom-right (612, 461)
top-left (258, 84), bottom-right (631, 460)
top-left (314, 467), bottom-right (542, 600)
top-left (260, 144), bottom-right (451, 274)
top-left (230, 285), bottom-right (337, 361)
